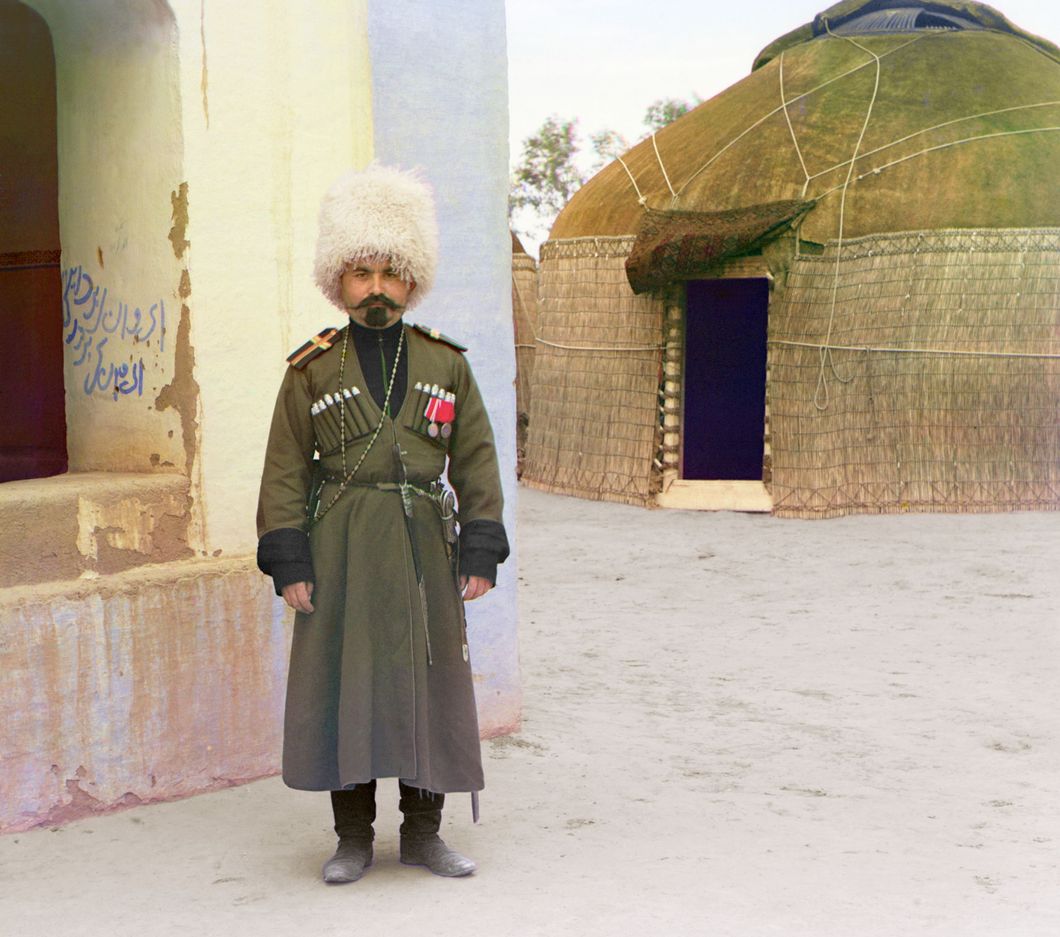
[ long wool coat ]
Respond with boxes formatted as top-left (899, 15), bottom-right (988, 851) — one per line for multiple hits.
top-left (257, 323), bottom-right (505, 793)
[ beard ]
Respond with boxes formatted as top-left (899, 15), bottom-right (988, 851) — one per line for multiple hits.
top-left (363, 306), bottom-right (391, 328)
top-left (350, 292), bottom-right (403, 328)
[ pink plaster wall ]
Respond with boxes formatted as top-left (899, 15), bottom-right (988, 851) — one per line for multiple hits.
top-left (1, 559), bottom-right (290, 834)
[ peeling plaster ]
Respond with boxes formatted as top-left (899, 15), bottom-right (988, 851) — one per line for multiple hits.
top-left (154, 300), bottom-right (200, 481)
top-left (31, 775), bottom-right (242, 832)
top-left (94, 512), bottom-right (192, 574)
top-left (168, 182), bottom-right (189, 259)
top-left (159, 184), bottom-right (199, 486)
top-left (34, 768), bottom-right (152, 829)
top-left (75, 493), bottom-right (192, 573)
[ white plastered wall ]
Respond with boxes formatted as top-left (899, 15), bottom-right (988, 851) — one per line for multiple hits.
top-left (169, 0), bottom-right (374, 554)
top-left (1, 0), bottom-right (517, 834)
top-left (25, 0), bottom-right (187, 474)
top-left (23, 0), bottom-right (372, 554)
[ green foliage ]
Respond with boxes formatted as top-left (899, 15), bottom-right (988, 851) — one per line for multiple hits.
top-left (589, 128), bottom-right (631, 174)
top-left (509, 116), bottom-right (586, 220)
top-left (509, 94), bottom-right (700, 246)
top-left (642, 96), bottom-right (702, 133)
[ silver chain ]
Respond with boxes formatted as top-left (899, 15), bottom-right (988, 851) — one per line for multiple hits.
top-left (311, 323), bottom-right (405, 526)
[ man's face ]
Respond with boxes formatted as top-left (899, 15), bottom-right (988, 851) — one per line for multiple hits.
top-left (340, 259), bottom-right (416, 329)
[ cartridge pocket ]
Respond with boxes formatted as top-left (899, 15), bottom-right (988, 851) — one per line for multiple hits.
top-left (311, 387), bottom-right (373, 455)
top-left (405, 381), bottom-right (455, 449)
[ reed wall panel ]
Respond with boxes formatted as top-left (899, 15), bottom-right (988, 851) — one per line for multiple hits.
top-left (512, 252), bottom-right (539, 473)
top-left (769, 229), bottom-right (1060, 517)
top-left (522, 237), bottom-right (664, 505)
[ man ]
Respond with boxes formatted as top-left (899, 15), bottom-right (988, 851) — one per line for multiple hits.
top-left (256, 164), bottom-right (509, 884)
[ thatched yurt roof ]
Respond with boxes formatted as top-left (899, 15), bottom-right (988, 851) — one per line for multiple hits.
top-left (754, 0), bottom-right (1057, 69)
top-left (524, 0), bottom-right (1060, 516)
top-left (553, 0), bottom-right (1060, 255)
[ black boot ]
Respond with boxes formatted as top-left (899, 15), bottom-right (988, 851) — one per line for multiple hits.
top-left (398, 781), bottom-right (476, 877)
top-left (323, 781), bottom-right (376, 883)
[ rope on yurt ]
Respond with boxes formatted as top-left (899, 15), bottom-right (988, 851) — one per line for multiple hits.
top-left (1011, 33), bottom-right (1060, 69)
top-left (649, 133), bottom-right (677, 205)
top-left (615, 155), bottom-right (648, 207)
top-left (810, 126), bottom-right (1060, 204)
top-left (805, 101), bottom-right (1060, 183)
top-left (770, 340), bottom-right (1060, 361)
top-left (857, 127), bottom-right (1060, 180)
top-left (778, 50), bottom-right (813, 198)
top-left (814, 22), bottom-right (883, 411)
top-left (535, 337), bottom-right (663, 352)
top-left (673, 35), bottom-right (923, 199)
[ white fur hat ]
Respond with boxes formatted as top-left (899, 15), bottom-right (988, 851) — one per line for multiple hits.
top-left (313, 163), bottom-right (438, 311)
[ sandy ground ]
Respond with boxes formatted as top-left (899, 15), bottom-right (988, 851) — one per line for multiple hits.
top-left (1, 486), bottom-right (1058, 937)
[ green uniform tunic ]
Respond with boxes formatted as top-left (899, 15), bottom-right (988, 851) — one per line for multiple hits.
top-left (256, 322), bottom-right (505, 793)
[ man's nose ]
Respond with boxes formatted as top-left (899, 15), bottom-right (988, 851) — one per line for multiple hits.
top-left (370, 272), bottom-right (387, 293)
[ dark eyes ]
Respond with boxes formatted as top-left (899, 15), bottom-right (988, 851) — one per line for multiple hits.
top-left (349, 270), bottom-right (400, 280)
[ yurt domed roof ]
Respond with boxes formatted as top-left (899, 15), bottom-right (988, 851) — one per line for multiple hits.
top-left (754, 0), bottom-right (1057, 68)
top-left (550, 0), bottom-right (1060, 248)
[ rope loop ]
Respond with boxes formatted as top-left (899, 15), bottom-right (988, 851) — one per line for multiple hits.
top-left (651, 133), bottom-right (677, 204)
top-left (616, 155), bottom-right (648, 210)
top-left (814, 21), bottom-right (882, 411)
top-left (779, 50), bottom-right (812, 197)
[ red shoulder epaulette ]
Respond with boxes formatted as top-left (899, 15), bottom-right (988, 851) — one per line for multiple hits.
top-left (287, 326), bottom-right (342, 369)
top-left (411, 323), bottom-right (468, 353)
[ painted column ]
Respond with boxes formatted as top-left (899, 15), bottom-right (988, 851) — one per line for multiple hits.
top-left (367, 0), bottom-right (520, 735)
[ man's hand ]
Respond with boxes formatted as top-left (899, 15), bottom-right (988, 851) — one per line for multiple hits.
top-left (460, 575), bottom-right (492, 602)
top-left (282, 581), bottom-right (315, 614)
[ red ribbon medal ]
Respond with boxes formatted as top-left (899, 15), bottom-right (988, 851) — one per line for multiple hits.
top-left (424, 387), bottom-right (456, 438)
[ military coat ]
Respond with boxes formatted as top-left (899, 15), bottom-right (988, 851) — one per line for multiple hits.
top-left (256, 322), bottom-right (505, 794)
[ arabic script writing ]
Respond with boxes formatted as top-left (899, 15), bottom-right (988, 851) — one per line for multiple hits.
top-left (62, 266), bottom-right (166, 398)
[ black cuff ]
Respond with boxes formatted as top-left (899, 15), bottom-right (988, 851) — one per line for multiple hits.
top-left (257, 527), bottom-right (315, 596)
top-left (458, 519), bottom-right (509, 586)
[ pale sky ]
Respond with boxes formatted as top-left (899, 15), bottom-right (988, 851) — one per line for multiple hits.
top-left (505, 0), bottom-right (1060, 178)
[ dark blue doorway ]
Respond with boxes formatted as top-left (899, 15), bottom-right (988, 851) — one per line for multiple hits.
top-left (682, 278), bottom-right (768, 480)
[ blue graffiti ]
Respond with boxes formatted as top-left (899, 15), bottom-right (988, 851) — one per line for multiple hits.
top-left (62, 265), bottom-right (164, 398)
top-left (79, 337), bottom-right (147, 397)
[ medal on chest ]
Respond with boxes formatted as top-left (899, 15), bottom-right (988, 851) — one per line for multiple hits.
top-left (413, 383), bottom-right (456, 438)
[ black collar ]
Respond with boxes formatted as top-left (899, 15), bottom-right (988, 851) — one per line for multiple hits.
top-left (348, 316), bottom-right (404, 346)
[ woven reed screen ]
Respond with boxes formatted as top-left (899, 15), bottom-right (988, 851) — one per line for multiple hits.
top-left (522, 237), bottom-right (664, 506)
top-left (512, 252), bottom-right (539, 474)
top-left (769, 229), bottom-right (1060, 518)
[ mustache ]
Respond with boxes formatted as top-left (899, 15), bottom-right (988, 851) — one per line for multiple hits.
top-left (355, 292), bottom-right (402, 310)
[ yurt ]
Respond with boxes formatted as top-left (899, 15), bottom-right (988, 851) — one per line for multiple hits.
top-left (522, 0), bottom-right (1060, 517)
top-left (512, 232), bottom-right (539, 474)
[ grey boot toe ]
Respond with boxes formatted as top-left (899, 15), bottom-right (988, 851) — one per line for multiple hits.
top-left (322, 840), bottom-right (373, 884)
top-left (400, 835), bottom-right (476, 877)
